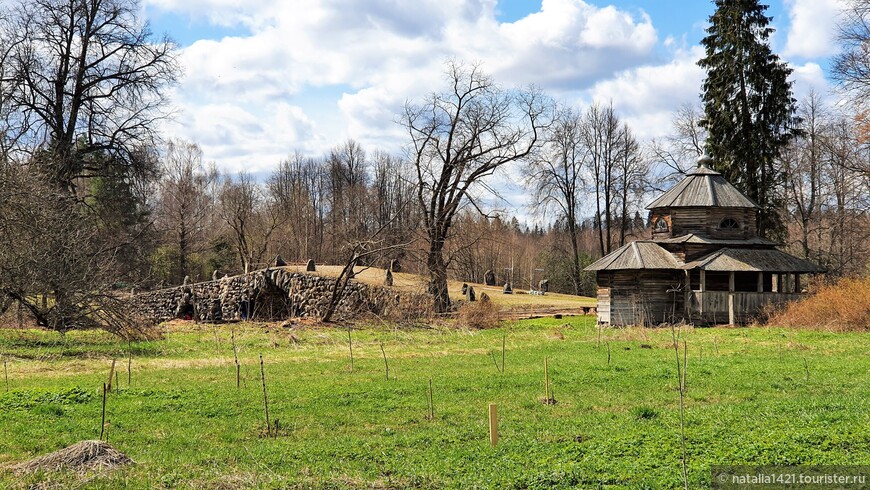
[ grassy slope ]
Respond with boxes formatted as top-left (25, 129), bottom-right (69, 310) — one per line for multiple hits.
top-left (0, 318), bottom-right (868, 489)
top-left (281, 264), bottom-right (597, 311)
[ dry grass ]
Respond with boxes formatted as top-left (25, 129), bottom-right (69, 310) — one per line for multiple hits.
top-left (279, 265), bottom-right (596, 313)
top-left (456, 299), bottom-right (502, 329)
top-left (769, 276), bottom-right (870, 331)
top-left (6, 441), bottom-right (132, 474)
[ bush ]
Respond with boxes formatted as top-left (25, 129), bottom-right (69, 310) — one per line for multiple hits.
top-left (769, 276), bottom-right (870, 331)
top-left (456, 298), bottom-right (501, 329)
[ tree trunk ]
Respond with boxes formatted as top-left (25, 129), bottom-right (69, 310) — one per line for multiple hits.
top-left (567, 217), bottom-right (582, 296)
top-left (427, 239), bottom-right (451, 313)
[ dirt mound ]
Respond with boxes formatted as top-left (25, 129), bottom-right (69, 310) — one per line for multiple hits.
top-left (7, 440), bottom-right (133, 474)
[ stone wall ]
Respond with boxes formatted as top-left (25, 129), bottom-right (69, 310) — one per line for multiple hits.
top-left (130, 267), bottom-right (430, 323)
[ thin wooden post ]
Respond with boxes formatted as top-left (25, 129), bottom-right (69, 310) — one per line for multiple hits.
top-left (3, 354), bottom-right (8, 392)
top-left (259, 354), bottom-right (271, 436)
top-left (728, 271), bottom-right (736, 326)
top-left (99, 383), bottom-right (107, 440)
top-left (501, 334), bottom-right (505, 373)
top-left (107, 359), bottom-right (116, 392)
top-left (544, 357), bottom-right (550, 403)
top-left (127, 342), bottom-right (132, 387)
top-left (380, 342), bottom-right (389, 381)
top-left (347, 327), bottom-right (354, 372)
top-left (757, 272), bottom-right (764, 293)
top-left (488, 404), bottom-right (498, 447)
top-left (684, 270), bottom-right (691, 317)
top-left (232, 329), bottom-right (240, 389)
top-left (699, 270), bottom-right (706, 316)
top-left (794, 273), bottom-right (801, 293)
top-left (607, 342), bottom-right (611, 365)
top-left (427, 379), bottom-right (434, 419)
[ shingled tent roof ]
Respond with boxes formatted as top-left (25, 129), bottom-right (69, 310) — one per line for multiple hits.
top-left (681, 248), bottom-right (826, 273)
top-left (585, 241), bottom-right (682, 271)
top-left (646, 156), bottom-right (759, 210)
top-left (655, 233), bottom-right (777, 246)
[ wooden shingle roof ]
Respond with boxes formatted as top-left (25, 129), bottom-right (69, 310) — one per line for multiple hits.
top-left (646, 158), bottom-right (759, 210)
top-left (681, 248), bottom-right (826, 273)
top-left (585, 241), bottom-right (682, 271)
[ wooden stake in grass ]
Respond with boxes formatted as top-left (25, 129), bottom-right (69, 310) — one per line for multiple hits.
top-left (3, 354), bottom-right (8, 392)
top-left (606, 342), bottom-right (611, 365)
top-left (501, 333), bottom-right (506, 373)
top-left (115, 371), bottom-right (119, 391)
top-left (379, 341), bottom-right (389, 381)
top-left (427, 379), bottom-right (434, 420)
top-left (682, 340), bottom-right (688, 392)
top-left (259, 354), bottom-right (271, 437)
top-left (99, 383), bottom-right (108, 441)
top-left (670, 326), bottom-right (689, 490)
top-left (347, 327), bottom-right (354, 372)
top-left (488, 403), bottom-right (498, 447)
top-left (127, 342), bottom-right (132, 387)
top-left (803, 358), bottom-right (810, 382)
top-left (107, 359), bottom-right (116, 393)
top-left (713, 336), bottom-right (719, 355)
top-left (544, 357), bottom-right (552, 404)
top-left (232, 329), bottom-right (240, 389)
top-left (597, 324), bottom-right (602, 349)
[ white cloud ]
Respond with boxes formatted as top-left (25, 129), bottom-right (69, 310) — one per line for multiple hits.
top-left (586, 46), bottom-right (705, 140)
top-left (783, 0), bottom-right (846, 59)
top-left (145, 0), bottom-right (660, 170)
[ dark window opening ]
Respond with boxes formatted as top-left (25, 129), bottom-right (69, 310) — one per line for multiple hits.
top-left (654, 217), bottom-right (669, 232)
top-left (719, 218), bottom-right (740, 229)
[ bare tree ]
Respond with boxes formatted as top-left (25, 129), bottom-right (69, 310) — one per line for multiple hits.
top-left (155, 140), bottom-right (218, 283)
top-left (615, 123), bottom-right (645, 247)
top-left (218, 173), bottom-right (286, 273)
top-left (401, 61), bottom-right (549, 312)
top-left (0, 0), bottom-right (178, 192)
top-left (525, 105), bottom-right (586, 294)
top-left (834, 1), bottom-right (870, 114)
top-left (648, 103), bottom-right (707, 191)
top-left (583, 103), bottom-right (624, 256)
top-left (0, 166), bottom-right (143, 334)
top-left (782, 92), bottom-right (826, 261)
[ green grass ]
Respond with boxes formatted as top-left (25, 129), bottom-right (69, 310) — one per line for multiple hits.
top-left (0, 319), bottom-right (868, 488)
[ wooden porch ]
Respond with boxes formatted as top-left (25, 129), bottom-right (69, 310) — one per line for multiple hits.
top-left (688, 291), bottom-right (803, 325)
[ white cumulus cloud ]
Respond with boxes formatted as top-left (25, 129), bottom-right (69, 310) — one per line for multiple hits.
top-left (783, 0), bottom-right (847, 59)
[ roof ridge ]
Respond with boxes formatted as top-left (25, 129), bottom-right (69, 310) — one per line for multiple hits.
top-left (707, 174), bottom-right (717, 206)
top-left (632, 241), bottom-right (645, 268)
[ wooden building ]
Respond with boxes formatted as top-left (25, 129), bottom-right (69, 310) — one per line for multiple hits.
top-left (586, 155), bottom-right (824, 326)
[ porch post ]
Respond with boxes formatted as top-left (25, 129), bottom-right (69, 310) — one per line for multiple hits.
top-left (699, 270), bottom-right (706, 316)
top-left (794, 273), bottom-right (801, 293)
top-left (728, 271), bottom-right (735, 326)
top-left (757, 272), bottom-right (763, 293)
top-left (773, 274), bottom-right (780, 293)
top-left (684, 270), bottom-right (691, 318)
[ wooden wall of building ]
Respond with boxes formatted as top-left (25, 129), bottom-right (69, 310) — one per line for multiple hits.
top-left (650, 207), bottom-right (757, 239)
top-left (596, 270), bottom-right (684, 326)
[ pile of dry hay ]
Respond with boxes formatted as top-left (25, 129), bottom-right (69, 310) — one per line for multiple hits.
top-left (7, 440), bottom-right (133, 474)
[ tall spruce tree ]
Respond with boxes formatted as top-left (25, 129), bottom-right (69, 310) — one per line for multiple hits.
top-left (698, 0), bottom-right (800, 239)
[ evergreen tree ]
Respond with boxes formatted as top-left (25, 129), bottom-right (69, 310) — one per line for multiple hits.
top-left (698, 0), bottom-right (800, 239)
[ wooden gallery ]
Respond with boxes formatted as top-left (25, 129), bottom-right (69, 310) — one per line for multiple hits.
top-left (586, 155), bottom-right (824, 326)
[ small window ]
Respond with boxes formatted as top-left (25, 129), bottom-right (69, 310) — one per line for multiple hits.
top-left (719, 218), bottom-right (740, 229)
top-left (654, 217), bottom-right (669, 232)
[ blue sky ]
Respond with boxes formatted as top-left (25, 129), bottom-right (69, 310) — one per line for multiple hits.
top-left (141, 0), bottom-right (845, 207)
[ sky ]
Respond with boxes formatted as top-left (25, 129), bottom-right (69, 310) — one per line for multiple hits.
top-left (141, 0), bottom-right (847, 213)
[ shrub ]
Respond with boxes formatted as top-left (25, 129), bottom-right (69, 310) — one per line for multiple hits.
top-left (769, 276), bottom-right (870, 331)
top-left (456, 299), bottom-right (501, 329)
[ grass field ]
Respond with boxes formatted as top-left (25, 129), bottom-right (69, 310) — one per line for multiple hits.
top-left (0, 317), bottom-right (868, 488)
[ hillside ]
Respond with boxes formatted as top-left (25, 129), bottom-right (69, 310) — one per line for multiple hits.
top-left (280, 264), bottom-right (597, 315)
